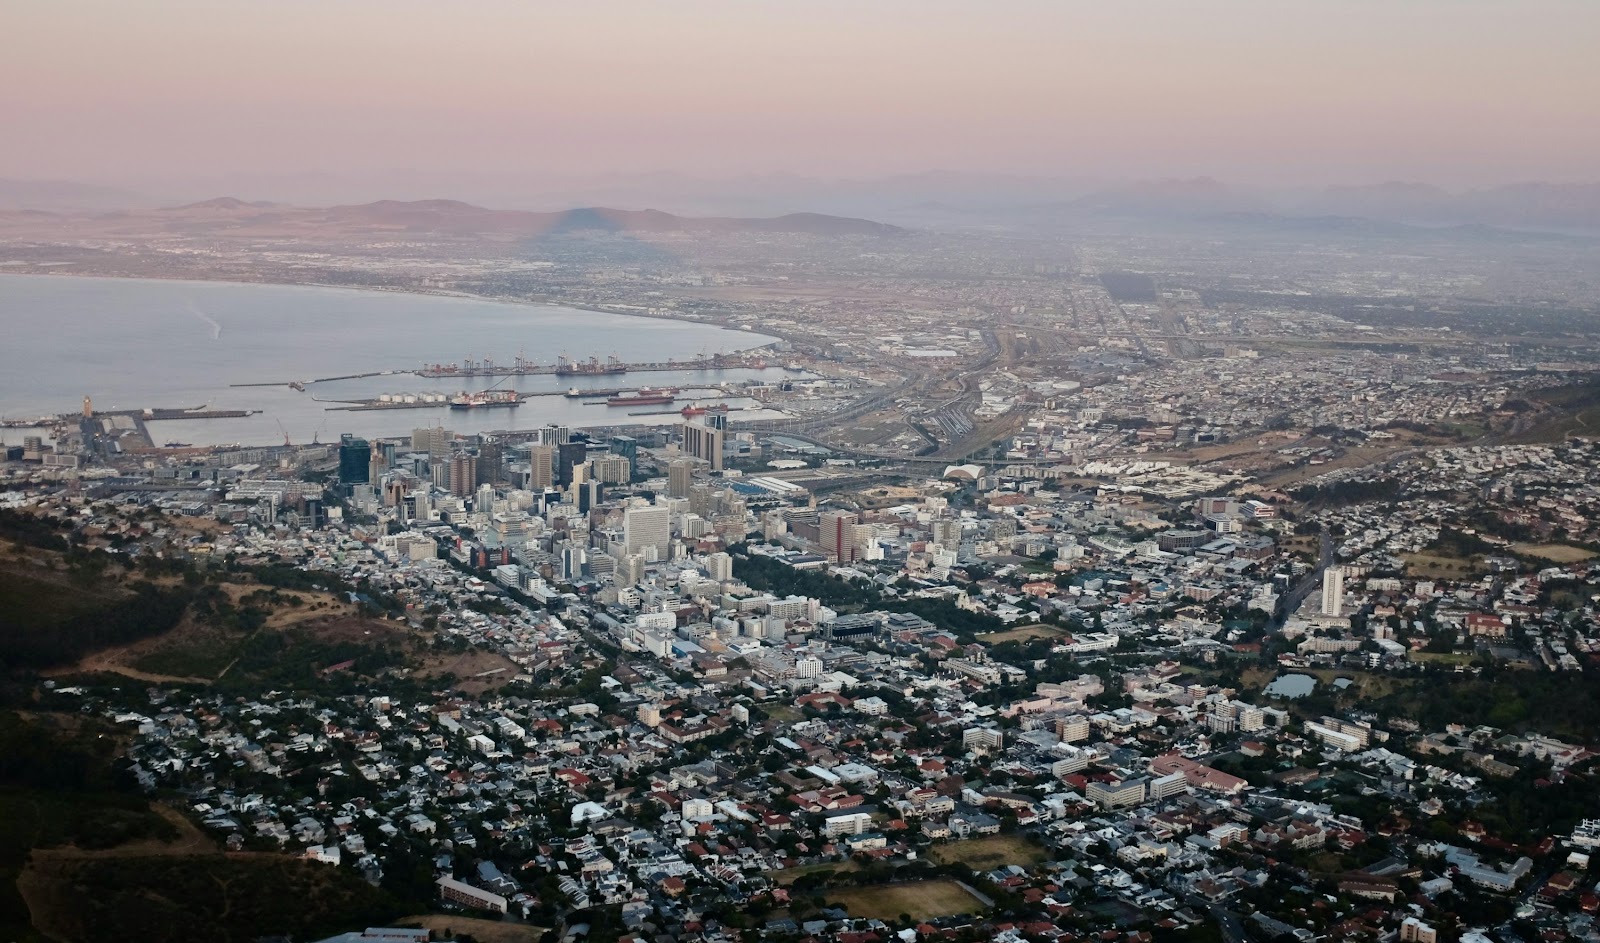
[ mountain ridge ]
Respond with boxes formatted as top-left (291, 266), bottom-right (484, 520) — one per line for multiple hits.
top-left (126, 198), bottom-right (909, 237)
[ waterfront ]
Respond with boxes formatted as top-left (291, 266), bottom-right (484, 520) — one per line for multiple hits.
top-left (0, 275), bottom-right (779, 445)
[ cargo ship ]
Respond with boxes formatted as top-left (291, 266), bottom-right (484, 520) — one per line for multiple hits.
top-left (450, 390), bottom-right (521, 410)
top-left (607, 388), bottom-right (676, 407)
top-left (680, 403), bottom-right (729, 418)
top-left (555, 354), bottom-right (627, 377)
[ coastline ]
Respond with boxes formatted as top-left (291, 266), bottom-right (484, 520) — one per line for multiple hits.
top-left (0, 269), bottom-right (777, 349)
top-left (0, 271), bottom-right (790, 449)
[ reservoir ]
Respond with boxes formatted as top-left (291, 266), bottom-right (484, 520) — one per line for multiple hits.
top-left (0, 275), bottom-right (780, 446)
top-left (1264, 673), bottom-right (1317, 699)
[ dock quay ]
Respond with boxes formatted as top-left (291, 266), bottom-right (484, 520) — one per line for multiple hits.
top-left (84, 407), bottom-right (258, 422)
top-left (239, 351), bottom-right (793, 389)
top-left (140, 409), bottom-right (257, 421)
top-left (416, 353), bottom-right (776, 379)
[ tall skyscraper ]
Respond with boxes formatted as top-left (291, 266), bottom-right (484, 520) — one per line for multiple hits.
top-left (476, 440), bottom-right (504, 485)
top-left (557, 439), bottom-right (587, 487)
top-left (820, 509), bottom-right (860, 563)
top-left (560, 544), bottom-right (587, 581)
top-left (624, 504), bottom-right (671, 559)
top-left (668, 459), bottom-right (694, 499)
top-left (339, 434), bottom-right (371, 485)
top-left (688, 483), bottom-right (714, 518)
top-left (680, 418), bottom-right (725, 471)
top-left (1321, 566), bottom-right (1345, 619)
top-left (575, 479), bottom-right (601, 514)
top-left (616, 553), bottom-right (646, 587)
top-left (592, 455), bottom-right (631, 485)
top-left (851, 522), bottom-right (879, 561)
top-left (527, 444), bottom-right (555, 490)
top-left (707, 551), bottom-right (733, 582)
top-left (608, 434), bottom-right (638, 477)
top-left (412, 426), bottom-right (453, 460)
top-left (367, 445), bottom-right (389, 486)
top-left (449, 451), bottom-right (479, 497)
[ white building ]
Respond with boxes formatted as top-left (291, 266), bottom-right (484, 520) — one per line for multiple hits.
top-left (624, 504), bottom-right (671, 559)
top-left (823, 811), bottom-right (873, 836)
top-left (1321, 566), bottom-right (1345, 619)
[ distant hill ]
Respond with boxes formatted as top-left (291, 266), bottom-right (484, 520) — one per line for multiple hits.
top-left (5, 176), bottom-right (1598, 235)
top-left (1071, 177), bottom-right (1269, 217)
top-left (0, 196), bottom-right (905, 239)
top-left (166, 196), bottom-right (279, 212)
top-left (980, 177), bottom-right (1600, 236)
top-left (311, 200), bottom-right (905, 236)
top-left (0, 177), bottom-right (146, 211)
top-left (1288, 182), bottom-right (1600, 232)
top-left (111, 198), bottom-right (902, 237)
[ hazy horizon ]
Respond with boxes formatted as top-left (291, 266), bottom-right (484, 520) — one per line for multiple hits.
top-left (4, 0), bottom-right (1598, 196)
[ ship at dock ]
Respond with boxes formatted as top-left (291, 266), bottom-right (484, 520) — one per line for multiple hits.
top-left (606, 388), bottom-right (676, 407)
top-left (450, 390), bottom-right (521, 410)
top-left (679, 402), bottom-right (729, 418)
top-left (555, 354), bottom-right (627, 377)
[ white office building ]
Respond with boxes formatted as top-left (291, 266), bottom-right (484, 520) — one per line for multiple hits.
top-left (1321, 566), bottom-right (1345, 619)
top-left (624, 504), bottom-right (671, 558)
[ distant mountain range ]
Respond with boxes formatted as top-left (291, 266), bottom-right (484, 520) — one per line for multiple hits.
top-left (2, 175), bottom-right (1597, 234)
top-left (0, 195), bottom-right (904, 238)
top-left (299, 199), bottom-right (904, 236)
top-left (0, 177), bottom-right (145, 212)
top-left (1056, 178), bottom-right (1600, 233)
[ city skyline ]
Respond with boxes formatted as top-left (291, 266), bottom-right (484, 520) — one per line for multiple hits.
top-left (5, 4), bottom-right (1600, 942)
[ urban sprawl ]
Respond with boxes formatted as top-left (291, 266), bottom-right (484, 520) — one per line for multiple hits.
top-left (5, 220), bottom-right (1600, 943)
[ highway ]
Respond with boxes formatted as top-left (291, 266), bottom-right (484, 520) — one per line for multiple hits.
top-left (1278, 527), bottom-right (1335, 623)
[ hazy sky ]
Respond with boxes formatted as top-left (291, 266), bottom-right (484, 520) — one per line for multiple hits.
top-left (4, 0), bottom-right (1598, 188)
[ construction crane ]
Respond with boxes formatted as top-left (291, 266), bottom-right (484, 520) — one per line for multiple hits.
top-left (275, 418), bottom-right (290, 446)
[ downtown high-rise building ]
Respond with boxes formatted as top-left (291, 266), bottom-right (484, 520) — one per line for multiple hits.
top-left (525, 444), bottom-right (555, 490)
top-left (1321, 566), bottom-right (1345, 619)
top-left (680, 417), bottom-right (725, 471)
top-left (557, 439), bottom-right (587, 487)
top-left (820, 509), bottom-right (860, 563)
top-left (412, 426), bottom-right (453, 460)
top-left (608, 434), bottom-right (638, 477)
top-left (591, 455), bottom-right (631, 485)
top-left (668, 459), bottom-right (694, 499)
top-left (448, 451), bottom-right (479, 498)
top-left (623, 504), bottom-right (671, 560)
top-left (476, 440), bottom-right (504, 485)
top-left (338, 434), bottom-right (371, 486)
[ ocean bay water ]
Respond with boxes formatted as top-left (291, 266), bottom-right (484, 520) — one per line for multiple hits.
top-left (0, 275), bottom-right (781, 446)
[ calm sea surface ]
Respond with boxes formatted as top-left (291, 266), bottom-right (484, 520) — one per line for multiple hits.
top-left (0, 275), bottom-right (782, 446)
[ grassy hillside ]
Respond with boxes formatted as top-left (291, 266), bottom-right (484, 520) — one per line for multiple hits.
top-left (29, 855), bottom-right (403, 943)
top-left (0, 711), bottom-right (180, 942)
top-left (0, 567), bottom-right (189, 671)
top-left (0, 711), bottom-right (410, 943)
top-left (1505, 378), bottom-right (1600, 443)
